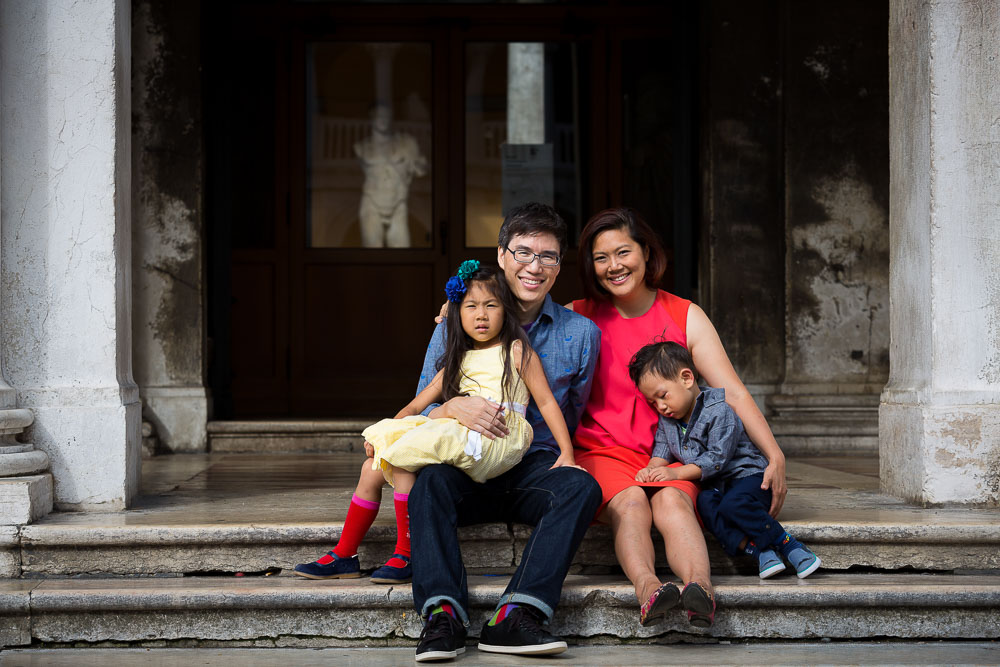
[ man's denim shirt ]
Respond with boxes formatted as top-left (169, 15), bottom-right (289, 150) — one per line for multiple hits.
top-left (416, 294), bottom-right (601, 456)
top-left (651, 386), bottom-right (767, 482)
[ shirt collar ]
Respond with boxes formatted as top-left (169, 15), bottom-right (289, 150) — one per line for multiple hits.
top-left (534, 294), bottom-right (558, 325)
top-left (698, 386), bottom-right (727, 408)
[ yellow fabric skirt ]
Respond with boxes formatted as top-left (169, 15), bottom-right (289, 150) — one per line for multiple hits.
top-left (363, 414), bottom-right (533, 486)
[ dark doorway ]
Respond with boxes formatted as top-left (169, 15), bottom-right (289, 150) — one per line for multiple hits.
top-left (206, 2), bottom-right (698, 419)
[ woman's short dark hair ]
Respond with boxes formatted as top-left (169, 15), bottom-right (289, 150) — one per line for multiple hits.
top-left (577, 207), bottom-right (667, 301)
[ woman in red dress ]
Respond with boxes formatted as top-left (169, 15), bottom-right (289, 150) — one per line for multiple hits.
top-left (571, 208), bottom-right (788, 628)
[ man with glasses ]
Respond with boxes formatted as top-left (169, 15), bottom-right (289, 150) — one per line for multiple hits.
top-left (410, 202), bottom-right (602, 661)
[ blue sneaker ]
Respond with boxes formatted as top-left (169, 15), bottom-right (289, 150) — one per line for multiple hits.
top-left (370, 554), bottom-right (411, 584)
top-left (785, 546), bottom-right (821, 579)
top-left (758, 549), bottom-right (786, 579)
top-left (293, 551), bottom-right (360, 580)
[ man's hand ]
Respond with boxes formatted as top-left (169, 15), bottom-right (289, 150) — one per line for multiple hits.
top-left (436, 396), bottom-right (508, 439)
top-left (761, 454), bottom-right (787, 518)
top-left (550, 453), bottom-right (587, 472)
top-left (364, 441), bottom-right (374, 458)
top-left (434, 301), bottom-right (449, 324)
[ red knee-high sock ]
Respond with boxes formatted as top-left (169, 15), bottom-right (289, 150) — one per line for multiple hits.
top-left (323, 494), bottom-right (380, 562)
top-left (384, 491), bottom-right (410, 568)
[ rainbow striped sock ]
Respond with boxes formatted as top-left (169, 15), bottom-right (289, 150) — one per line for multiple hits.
top-left (488, 603), bottom-right (519, 626)
top-left (431, 604), bottom-right (455, 619)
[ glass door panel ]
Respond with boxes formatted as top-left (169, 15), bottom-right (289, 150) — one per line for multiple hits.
top-left (306, 42), bottom-right (433, 249)
top-left (464, 41), bottom-right (589, 247)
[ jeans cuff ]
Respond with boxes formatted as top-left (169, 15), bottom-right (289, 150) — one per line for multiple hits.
top-left (421, 595), bottom-right (469, 626)
top-left (498, 593), bottom-right (554, 622)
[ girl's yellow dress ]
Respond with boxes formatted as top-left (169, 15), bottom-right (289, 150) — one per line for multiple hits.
top-left (363, 345), bottom-right (533, 486)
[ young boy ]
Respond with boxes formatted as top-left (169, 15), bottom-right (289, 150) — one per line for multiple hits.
top-left (628, 341), bottom-right (820, 579)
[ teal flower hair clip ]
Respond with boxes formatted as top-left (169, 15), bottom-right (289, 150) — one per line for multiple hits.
top-left (456, 259), bottom-right (480, 280)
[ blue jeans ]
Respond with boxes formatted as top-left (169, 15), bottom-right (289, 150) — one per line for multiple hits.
top-left (696, 473), bottom-right (785, 557)
top-left (409, 449), bottom-right (601, 625)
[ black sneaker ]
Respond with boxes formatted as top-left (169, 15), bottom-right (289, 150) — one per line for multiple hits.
top-left (415, 611), bottom-right (467, 662)
top-left (477, 605), bottom-right (567, 656)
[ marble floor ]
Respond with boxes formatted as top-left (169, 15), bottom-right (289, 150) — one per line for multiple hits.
top-left (27, 452), bottom-right (999, 533)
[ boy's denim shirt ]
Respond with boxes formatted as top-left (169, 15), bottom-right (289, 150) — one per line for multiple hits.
top-left (416, 294), bottom-right (602, 456)
top-left (651, 386), bottom-right (767, 481)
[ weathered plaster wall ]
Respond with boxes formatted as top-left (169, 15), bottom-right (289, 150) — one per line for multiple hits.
top-left (132, 0), bottom-right (207, 452)
top-left (881, 0), bottom-right (1000, 505)
top-left (784, 3), bottom-right (890, 391)
top-left (703, 1), bottom-right (889, 417)
top-left (0, 0), bottom-right (140, 509)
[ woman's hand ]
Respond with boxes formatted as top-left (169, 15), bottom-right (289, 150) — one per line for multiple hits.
top-left (550, 453), bottom-right (587, 472)
top-left (645, 466), bottom-right (677, 482)
top-left (364, 441), bottom-right (374, 458)
top-left (761, 452), bottom-right (787, 518)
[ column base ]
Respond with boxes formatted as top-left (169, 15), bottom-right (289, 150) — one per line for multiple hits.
top-left (140, 386), bottom-right (208, 453)
top-left (880, 394), bottom-right (1000, 505)
top-left (0, 473), bottom-right (53, 525)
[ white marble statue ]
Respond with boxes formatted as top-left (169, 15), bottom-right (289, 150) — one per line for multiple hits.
top-left (355, 105), bottom-right (428, 248)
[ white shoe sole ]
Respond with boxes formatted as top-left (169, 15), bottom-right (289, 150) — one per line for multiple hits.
top-left (415, 646), bottom-right (465, 662)
top-left (759, 561), bottom-right (786, 579)
top-left (478, 641), bottom-right (567, 656)
top-left (796, 555), bottom-right (822, 579)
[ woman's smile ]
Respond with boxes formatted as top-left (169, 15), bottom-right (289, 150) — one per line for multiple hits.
top-left (591, 227), bottom-right (649, 298)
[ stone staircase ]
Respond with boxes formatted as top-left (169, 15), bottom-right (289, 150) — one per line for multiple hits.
top-left (0, 453), bottom-right (998, 648)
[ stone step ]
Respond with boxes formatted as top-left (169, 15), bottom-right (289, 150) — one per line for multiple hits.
top-left (766, 394), bottom-right (879, 454)
top-left (2, 573), bottom-right (998, 647)
top-left (206, 421), bottom-right (370, 453)
top-left (16, 516), bottom-right (1000, 578)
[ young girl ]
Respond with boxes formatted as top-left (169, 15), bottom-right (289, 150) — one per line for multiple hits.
top-left (294, 261), bottom-right (579, 584)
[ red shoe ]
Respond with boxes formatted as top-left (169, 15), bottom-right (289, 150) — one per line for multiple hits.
top-left (681, 581), bottom-right (716, 629)
top-left (639, 581), bottom-right (680, 627)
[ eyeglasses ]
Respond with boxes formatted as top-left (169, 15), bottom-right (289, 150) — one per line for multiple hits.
top-left (505, 246), bottom-right (562, 267)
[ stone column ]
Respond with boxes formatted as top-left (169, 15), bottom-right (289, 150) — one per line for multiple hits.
top-left (881, 0), bottom-right (1000, 504)
top-left (132, 0), bottom-right (208, 453)
top-left (0, 0), bottom-right (140, 510)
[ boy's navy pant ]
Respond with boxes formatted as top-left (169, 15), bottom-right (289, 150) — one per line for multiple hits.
top-left (696, 473), bottom-right (785, 557)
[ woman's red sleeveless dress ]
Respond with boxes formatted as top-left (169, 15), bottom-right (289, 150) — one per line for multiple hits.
top-left (572, 290), bottom-right (700, 516)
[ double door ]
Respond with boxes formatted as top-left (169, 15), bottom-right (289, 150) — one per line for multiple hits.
top-left (212, 5), bottom-right (688, 418)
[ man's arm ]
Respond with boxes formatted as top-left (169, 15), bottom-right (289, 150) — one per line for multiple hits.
top-left (565, 321), bottom-right (602, 433)
top-left (417, 321), bottom-right (508, 438)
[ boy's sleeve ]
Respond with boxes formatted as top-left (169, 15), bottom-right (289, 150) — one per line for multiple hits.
top-left (565, 320), bottom-right (602, 433)
top-left (415, 321), bottom-right (447, 416)
top-left (687, 408), bottom-right (740, 480)
top-left (651, 418), bottom-right (675, 461)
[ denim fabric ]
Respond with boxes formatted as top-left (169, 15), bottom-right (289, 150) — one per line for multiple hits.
top-left (416, 294), bottom-right (601, 456)
top-left (651, 386), bottom-right (767, 481)
top-left (696, 474), bottom-right (785, 556)
top-left (409, 450), bottom-right (601, 624)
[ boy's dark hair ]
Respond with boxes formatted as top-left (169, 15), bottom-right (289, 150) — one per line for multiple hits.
top-left (628, 341), bottom-right (698, 387)
top-left (437, 265), bottom-right (533, 407)
top-left (578, 207), bottom-right (668, 302)
top-left (497, 202), bottom-right (568, 257)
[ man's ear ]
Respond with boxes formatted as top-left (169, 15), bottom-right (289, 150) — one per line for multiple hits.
top-left (497, 245), bottom-right (506, 268)
top-left (680, 368), bottom-right (696, 387)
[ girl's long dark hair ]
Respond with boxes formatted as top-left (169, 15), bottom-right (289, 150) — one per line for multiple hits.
top-left (436, 265), bottom-right (532, 408)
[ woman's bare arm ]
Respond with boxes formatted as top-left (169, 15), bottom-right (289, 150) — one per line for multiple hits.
top-left (686, 303), bottom-right (787, 517)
